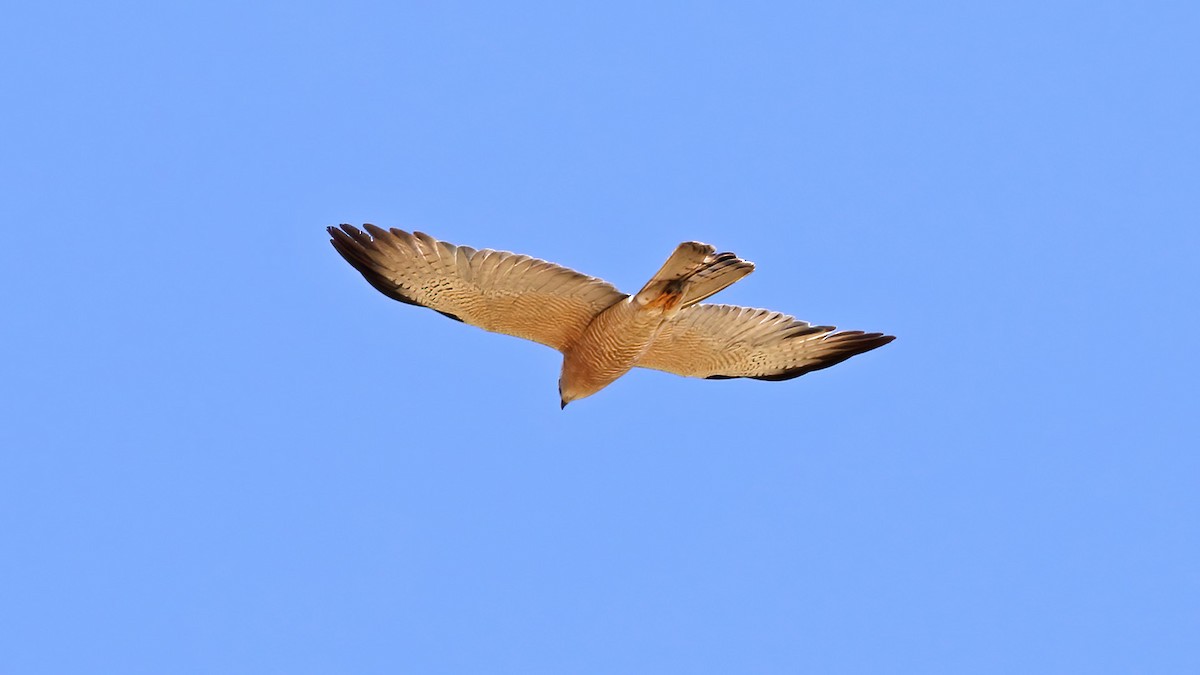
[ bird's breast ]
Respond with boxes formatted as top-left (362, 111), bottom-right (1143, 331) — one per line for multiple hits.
top-left (562, 300), bottom-right (666, 389)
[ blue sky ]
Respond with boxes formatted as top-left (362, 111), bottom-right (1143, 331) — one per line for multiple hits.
top-left (2, 1), bottom-right (1197, 673)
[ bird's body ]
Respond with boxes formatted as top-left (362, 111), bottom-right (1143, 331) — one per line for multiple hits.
top-left (328, 224), bottom-right (893, 407)
top-left (561, 297), bottom-right (669, 403)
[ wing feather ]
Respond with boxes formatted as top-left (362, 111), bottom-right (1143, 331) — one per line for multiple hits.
top-left (329, 224), bottom-right (627, 351)
top-left (637, 303), bottom-right (894, 380)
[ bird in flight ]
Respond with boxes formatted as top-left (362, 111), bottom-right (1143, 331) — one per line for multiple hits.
top-left (329, 224), bottom-right (894, 408)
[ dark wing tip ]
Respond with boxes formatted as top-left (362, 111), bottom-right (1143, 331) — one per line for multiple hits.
top-left (703, 331), bottom-right (894, 382)
top-left (750, 331), bottom-right (894, 381)
top-left (327, 223), bottom-right (423, 307)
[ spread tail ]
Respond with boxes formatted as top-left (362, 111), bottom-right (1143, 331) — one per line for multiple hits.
top-left (634, 241), bottom-right (754, 311)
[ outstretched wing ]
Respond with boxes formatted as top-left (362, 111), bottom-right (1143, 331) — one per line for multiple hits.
top-left (637, 303), bottom-right (894, 380)
top-left (329, 224), bottom-right (627, 351)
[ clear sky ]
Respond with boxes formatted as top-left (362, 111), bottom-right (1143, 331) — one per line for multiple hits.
top-left (2, 2), bottom-right (1197, 673)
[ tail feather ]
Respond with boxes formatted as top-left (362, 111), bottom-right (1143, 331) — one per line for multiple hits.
top-left (635, 241), bottom-right (754, 310)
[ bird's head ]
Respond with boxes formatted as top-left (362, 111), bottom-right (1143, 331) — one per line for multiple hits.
top-left (557, 376), bottom-right (600, 410)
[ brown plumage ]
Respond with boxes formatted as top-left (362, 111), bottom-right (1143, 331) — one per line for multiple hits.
top-left (328, 224), bottom-right (894, 407)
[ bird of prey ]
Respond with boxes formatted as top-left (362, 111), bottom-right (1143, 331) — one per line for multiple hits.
top-left (328, 224), bottom-right (894, 408)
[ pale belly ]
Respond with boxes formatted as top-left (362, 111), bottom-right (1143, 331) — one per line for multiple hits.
top-left (561, 298), bottom-right (669, 395)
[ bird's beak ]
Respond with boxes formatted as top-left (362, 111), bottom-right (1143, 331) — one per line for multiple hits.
top-left (560, 398), bottom-right (568, 410)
